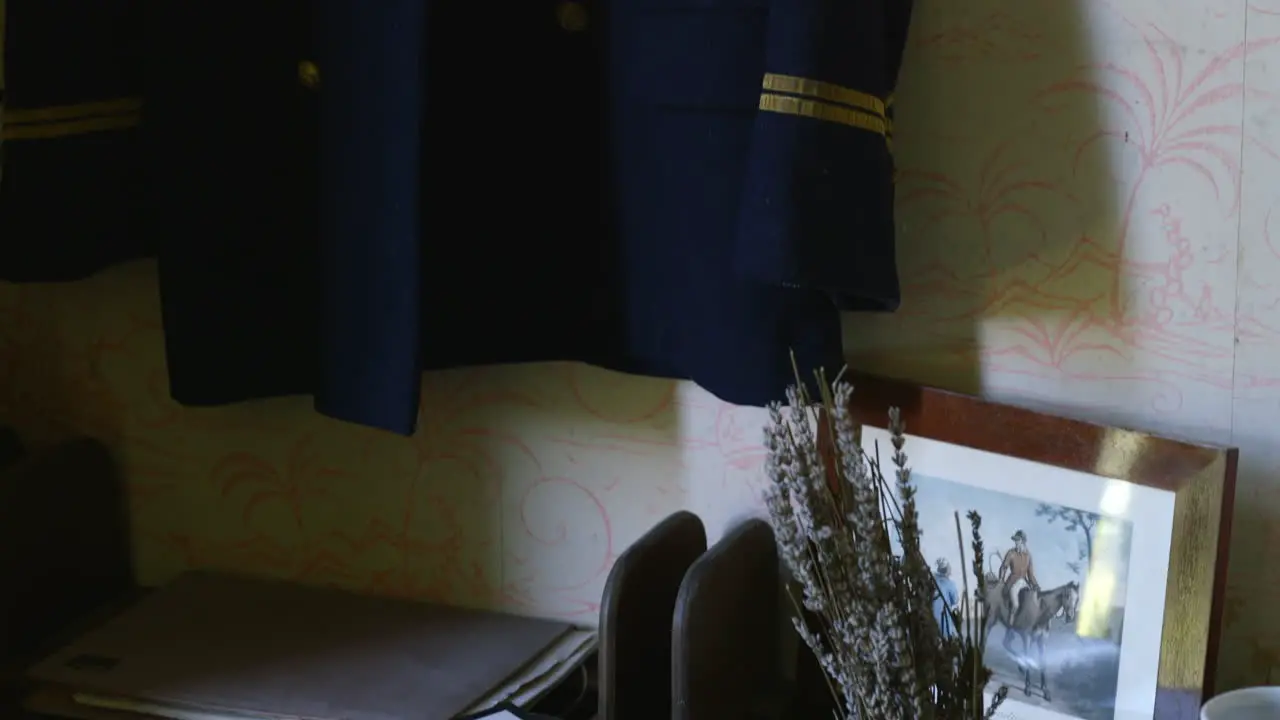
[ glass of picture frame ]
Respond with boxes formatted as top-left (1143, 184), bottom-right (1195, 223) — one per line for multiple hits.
top-left (844, 373), bottom-right (1237, 720)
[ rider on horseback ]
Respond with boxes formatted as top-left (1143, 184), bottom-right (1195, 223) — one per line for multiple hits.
top-left (999, 530), bottom-right (1040, 622)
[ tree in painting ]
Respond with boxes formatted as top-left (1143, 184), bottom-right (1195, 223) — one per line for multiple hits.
top-left (1035, 503), bottom-right (1100, 575)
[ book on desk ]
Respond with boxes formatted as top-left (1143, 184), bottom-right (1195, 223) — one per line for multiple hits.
top-left (22, 572), bottom-right (595, 720)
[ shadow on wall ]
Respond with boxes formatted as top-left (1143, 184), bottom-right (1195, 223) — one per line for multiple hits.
top-left (0, 268), bottom-right (150, 448)
top-left (0, 275), bottom-right (691, 616)
top-left (845, 0), bottom-right (1123, 400)
top-left (0, 257), bottom-right (700, 620)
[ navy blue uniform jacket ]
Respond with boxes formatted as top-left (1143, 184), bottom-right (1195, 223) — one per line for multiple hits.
top-left (0, 0), bottom-right (914, 435)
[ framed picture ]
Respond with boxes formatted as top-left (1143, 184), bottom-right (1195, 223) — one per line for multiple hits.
top-left (845, 374), bottom-right (1237, 720)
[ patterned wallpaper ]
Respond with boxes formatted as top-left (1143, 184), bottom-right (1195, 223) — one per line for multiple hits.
top-left (2, 0), bottom-right (1280, 693)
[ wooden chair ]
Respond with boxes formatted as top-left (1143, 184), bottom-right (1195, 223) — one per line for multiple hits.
top-left (672, 518), bottom-right (782, 720)
top-left (597, 511), bottom-right (707, 720)
top-left (0, 437), bottom-right (134, 709)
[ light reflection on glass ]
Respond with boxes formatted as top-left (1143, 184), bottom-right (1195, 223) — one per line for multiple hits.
top-left (1073, 428), bottom-right (1144, 640)
top-left (1077, 481), bottom-right (1130, 638)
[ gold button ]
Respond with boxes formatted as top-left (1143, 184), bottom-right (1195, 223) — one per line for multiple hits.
top-left (298, 60), bottom-right (321, 89)
top-left (556, 1), bottom-right (588, 32)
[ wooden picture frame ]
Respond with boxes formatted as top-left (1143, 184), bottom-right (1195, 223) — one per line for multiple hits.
top-left (843, 373), bottom-right (1237, 720)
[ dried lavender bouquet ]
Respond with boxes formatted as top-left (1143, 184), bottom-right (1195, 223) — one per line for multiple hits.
top-left (761, 370), bottom-right (1008, 720)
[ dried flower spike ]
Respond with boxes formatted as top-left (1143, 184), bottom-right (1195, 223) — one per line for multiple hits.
top-left (761, 371), bottom-right (1007, 720)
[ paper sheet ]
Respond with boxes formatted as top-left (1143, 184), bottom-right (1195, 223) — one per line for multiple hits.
top-left (69, 630), bottom-right (598, 720)
top-left (72, 693), bottom-right (263, 720)
top-left (459, 629), bottom-right (597, 714)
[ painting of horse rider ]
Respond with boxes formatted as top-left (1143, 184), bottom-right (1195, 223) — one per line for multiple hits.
top-left (907, 473), bottom-right (1134, 720)
top-left (1000, 529), bottom-right (1039, 624)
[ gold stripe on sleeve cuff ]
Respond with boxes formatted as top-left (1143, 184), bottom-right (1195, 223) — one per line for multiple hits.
top-left (761, 73), bottom-right (886, 119)
top-left (758, 93), bottom-right (887, 137)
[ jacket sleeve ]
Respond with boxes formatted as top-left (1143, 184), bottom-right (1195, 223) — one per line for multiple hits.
top-left (313, 0), bottom-right (427, 434)
top-left (735, 0), bottom-right (913, 311)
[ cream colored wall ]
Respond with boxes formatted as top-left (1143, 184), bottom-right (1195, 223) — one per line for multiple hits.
top-left (3, 0), bottom-right (1280, 691)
